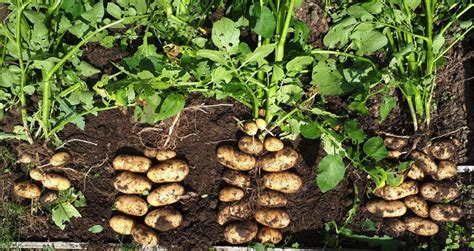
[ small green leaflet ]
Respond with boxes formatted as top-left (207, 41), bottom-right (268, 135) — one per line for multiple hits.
top-left (344, 119), bottom-right (366, 144)
top-left (52, 203), bottom-right (82, 230)
top-left (379, 96), bottom-right (396, 122)
top-left (286, 56), bottom-right (313, 77)
top-left (211, 18), bottom-right (240, 53)
top-left (212, 66), bottom-right (233, 83)
top-left (196, 49), bottom-right (228, 66)
top-left (312, 59), bottom-right (356, 96)
top-left (106, 2), bottom-right (122, 19)
top-left (317, 154), bottom-right (345, 192)
top-left (88, 225), bottom-right (104, 233)
top-left (363, 136), bottom-right (388, 161)
top-left (155, 93), bottom-right (185, 122)
top-left (251, 5), bottom-right (276, 38)
top-left (241, 44), bottom-right (275, 67)
top-left (300, 121), bottom-right (321, 139)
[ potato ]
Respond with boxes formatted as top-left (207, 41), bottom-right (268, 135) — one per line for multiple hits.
top-left (420, 182), bottom-right (460, 202)
top-left (255, 118), bottom-right (267, 130)
top-left (262, 171), bottom-right (302, 194)
top-left (376, 181), bottom-right (419, 201)
top-left (132, 224), bottom-right (159, 247)
top-left (110, 215), bottom-right (135, 235)
top-left (40, 191), bottom-right (58, 206)
top-left (224, 222), bottom-right (258, 244)
top-left (264, 136), bottom-right (284, 152)
top-left (404, 195), bottom-right (429, 218)
top-left (50, 152), bottom-right (71, 166)
top-left (223, 170), bottom-right (251, 189)
top-left (385, 218), bottom-right (406, 236)
top-left (143, 148), bottom-right (158, 158)
top-left (113, 155), bottom-right (152, 173)
top-left (258, 108), bottom-right (266, 117)
top-left (430, 140), bottom-right (455, 160)
top-left (258, 227), bottom-right (282, 244)
top-left (114, 195), bottom-right (148, 216)
top-left (242, 121), bottom-right (258, 136)
top-left (384, 137), bottom-right (408, 150)
top-left (217, 145), bottom-right (256, 171)
top-left (30, 168), bottom-right (45, 181)
top-left (147, 159), bottom-right (189, 183)
top-left (387, 150), bottom-right (402, 159)
top-left (18, 152), bottom-right (33, 164)
top-left (255, 209), bottom-right (291, 229)
top-left (259, 147), bottom-right (298, 172)
top-left (147, 183), bottom-right (185, 207)
top-left (114, 171), bottom-right (152, 194)
top-left (238, 136), bottom-right (264, 155)
top-left (219, 186), bottom-right (245, 202)
top-left (257, 190), bottom-right (288, 208)
top-left (404, 216), bottom-right (439, 236)
top-left (432, 161), bottom-right (457, 181)
top-left (145, 208), bottom-right (183, 231)
top-left (406, 163), bottom-right (425, 181)
top-left (410, 151), bottom-right (437, 174)
top-left (156, 150), bottom-right (177, 161)
top-left (41, 173), bottom-right (71, 191)
top-left (14, 181), bottom-right (41, 199)
top-left (217, 203), bottom-right (252, 225)
top-left (366, 200), bottom-right (407, 218)
top-left (429, 204), bottom-right (462, 222)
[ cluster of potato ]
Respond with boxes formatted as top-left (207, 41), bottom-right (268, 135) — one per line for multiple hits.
top-left (14, 152), bottom-right (72, 205)
top-left (109, 149), bottom-right (188, 247)
top-left (216, 118), bottom-right (302, 245)
top-left (367, 138), bottom-right (462, 236)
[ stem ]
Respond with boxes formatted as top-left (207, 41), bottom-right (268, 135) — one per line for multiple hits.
top-left (406, 97), bottom-right (418, 132)
top-left (425, 0), bottom-right (434, 76)
top-left (310, 49), bottom-right (376, 68)
top-left (372, 22), bottom-right (429, 42)
top-left (274, 0), bottom-right (295, 62)
top-left (402, 2), bottom-right (417, 75)
top-left (438, 4), bottom-right (474, 36)
top-left (433, 26), bottom-right (474, 62)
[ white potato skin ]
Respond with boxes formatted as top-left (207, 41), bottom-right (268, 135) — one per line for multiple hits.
top-left (404, 216), bottom-right (439, 236)
top-left (217, 203), bottom-right (252, 225)
top-left (258, 227), bottom-right (282, 244)
top-left (109, 215), bottom-right (135, 235)
top-left (430, 140), bottom-right (455, 160)
top-left (114, 171), bottom-right (152, 195)
top-left (156, 150), bottom-right (177, 161)
top-left (238, 136), bottom-right (264, 155)
top-left (258, 147), bottom-right (299, 172)
top-left (219, 186), bottom-right (245, 202)
top-left (262, 171), bottom-right (303, 194)
top-left (50, 152), bottom-right (71, 166)
top-left (383, 137), bottom-right (408, 151)
top-left (114, 195), bottom-right (149, 216)
top-left (222, 170), bottom-right (251, 189)
top-left (263, 136), bottom-right (284, 152)
top-left (113, 155), bottom-right (152, 173)
top-left (404, 195), bottom-right (429, 218)
top-left (14, 181), bottom-right (42, 199)
top-left (41, 173), bottom-right (71, 191)
top-left (420, 182), bottom-right (460, 202)
top-left (410, 151), bottom-right (437, 174)
top-left (375, 181), bottom-right (419, 201)
top-left (429, 204), bottom-right (462, 222)
top-left (257, 190), bottom-right (288, 208)
top-left (216, 145), bottom-right (256, 171)
top-left (224, 222), bottom-right (258, 244)
top-left (255, 209), bottom-right (291, 229)
top-left (366, 200), bottom-right (407, 218)
top-left (406, 163), bottom-right (425, 181)
top-left (147, 159), bottom-right (189, 183)
top-left (432, 161), bottom-right (457, 181)
top-left (147, 183), bottom-right (185, 207)
top-left (145, 208), bottom-right (183, 231)
top-left (131, 224), bottom-right (159, 247)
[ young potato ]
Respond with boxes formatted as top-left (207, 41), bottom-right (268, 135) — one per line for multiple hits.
top-left (114, 171), bottom-right (152, 194)
top-left (156, 150), bottom-right (177, 161)
top-left (430, 140), bottom-right (455, 160)
top-left (217, 203), bottom-right (252, 225)
top-left (147, 183), bottom-right (185, 207)
top-left (242, 121), bottom-right (258, 136)
top-left (410, 151), bottom-right (437, 174)
top-left (366, 200), bottom-right (407, 218)
top-left (257, 190), bottom-right (288, 208)
top-left (109, 215), bottom-right (135, 235)
top-left (263, 136), bottom-right (284, 152)
top-left (429, 204), bottom-right (462, 222)
top-left (145, 208), bottom-right (183, 231)
top-left (255, 118), bottom-right (267, 130)
top-left (404, 216), bottom-right (439, 236)
top-left (262, 171), bottom-right (302, 194)
top-left (147, 159), bottom-right (189, 183)
top-left (420, 182), bottom-right (460, 202)
top-left (114, 195), bottom-right (148, 216)
top-left (406, 163), bottom-right (425, 181)
top-left (224, 222), bottom-right (258, 245)
top-left (132, 224), bottom-right (159, 247)
top-left (222, 170), bottom-right (251, 189)
top-left (14, 181), bottom-right (41, 199)
top-left (50, 152), bottom-right (71, 166)
top-left (41, 173), bottom-right (71, 191)
top-left (404, 195), bottom-right (429, 218)
top-left (216, 145), bottom-right (256, 171)
top-left (255, 209), bottom-right (291, 229)
top-left (432, 161), bottom-right (457, 181)
top-left (30, 168), bottom-right (45, 181)
top-left (383, 137), bottom-right (408, 151)
top-left (258, 147), bottom-right (299, 172)
top-left (18, 152), bottom-right (33, 164)
top-left (385, 218), bottom-right (406, 236)
top-left (376, 181), bottom-right (419, 201)
top-left (143, 148), bottom-right (158, 158)
top-left (113, 155), bottom-right (152, 173)
top-left (258, 227), bottom-right (282, 244)
top-left (219, 186), bottom-right (245, 202)
top-left (258, 108), bottom-right (266, 117)
top-left (40, 191), bottom-right (58, 207)
top-left (387, 150), bottom-right (402, 159)
top-left (238, 136), bottom-right (264, 155)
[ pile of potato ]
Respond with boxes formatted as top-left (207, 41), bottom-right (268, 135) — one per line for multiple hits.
top-left (14, 152), bottom-right (72, 205)
top-left (109, 149), bottom-right (189, 247)
top-left (366, 137), bottom-right (462, 237)
top-left (216, 118), bottom-right (303, 245)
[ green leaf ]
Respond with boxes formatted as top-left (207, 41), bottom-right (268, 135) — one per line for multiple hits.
top-left (363, 136), bottom-right (388, 161)
top-left (52, 203), bottom-right (82, 230)
top-left (344, 119), bottom-right (366, 144)
top-left (379, 96), bottom-right (396, 122)
top-left (405, 0), bottom-right (421, 10)
top-left (81, 1), bottom-right (104, 24)
top-left (272, 65), bottom-right (285, 82)
top-left (354, 31), bottom-right (388, 54)
top-left (212, 66), bottom-right (233, 83)
top-left (276, 85), bottom-right (304, 104)
top-left (313, 59), bottom-right (355, 96)
top-left (347, 5), bottom-right (374, 20)
top-left (241, 44), bottom-right (275, 67)
top-left (106, 2), bottom-right (122, 19)
top-left (252, 5), bottom-right (276, 38)
top-left (432, 34), bottom-right (445, 55)
top-left (387, 173), bottom-right (403, 187)
top-left (155, 93), bottom-right (185, 121)
top-left (300, 122), bottom-right (321, 139)
top-left (78, 61), bottom-right (100, 77)
top-left (196, 49), bottom-right (228, 66)
top-left (286, 56), bottom-right (313, 76)
top-left (212, 18), bottom-right (240, 52)
top-left (317, 154), bottom-right (345, 192)
top-left (88, 225), bottom-right (104, 233)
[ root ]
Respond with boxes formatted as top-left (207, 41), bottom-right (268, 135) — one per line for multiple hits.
top-left (56, 138), bottom-right (98, 149)
top-left (83, 155), bottom-right (110, 192)
top-left (377, 131), bottom-right (410, 139)
top-left (163, 112), bottom-right (181, 149)
top-left (429, 126), bottom-right (468, 141)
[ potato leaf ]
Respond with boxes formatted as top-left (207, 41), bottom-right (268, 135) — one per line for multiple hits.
top-left (363, 136), bottom-right (388, 161)
top-left (196, 49), bottom-right (228, 66)
top-left (88, 225), bottom-right (104, 233)
top-left (211, 18), bottom-right (240, 53)
top-left (155, 93), bottom-right (185, 122)
top-left (251, 5), bottom-right (276, 38)
top-left (286, 56), bottom-right (313, 77)
top-left (300, 121), bottom-right (321, 139)
top-left (379, 96), bottom-right (396, 122)
top-left (241, 44), bottom-right (275, 67)
top-left (344, 119), bottom-right (366, 144)
top-left (317, 154), bottom-right (345, 192)
top-left (52, 203), bottom-right (82, 230)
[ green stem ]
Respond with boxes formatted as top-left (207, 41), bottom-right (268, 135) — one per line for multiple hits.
top-left (372, 22), bottom-right (429, 42)
top-left (406, 97), bottom-right (418, 132)
top-left (433, 26), bottom-right (474, 62)
top-left (310, 49), bottom-right (376, 68)
top-left (274, 0), bottom-right (295, 62)
top-left (425, 0), bottom-right (434, 76)
top-left (438, 4), bottom-right (474, 36)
